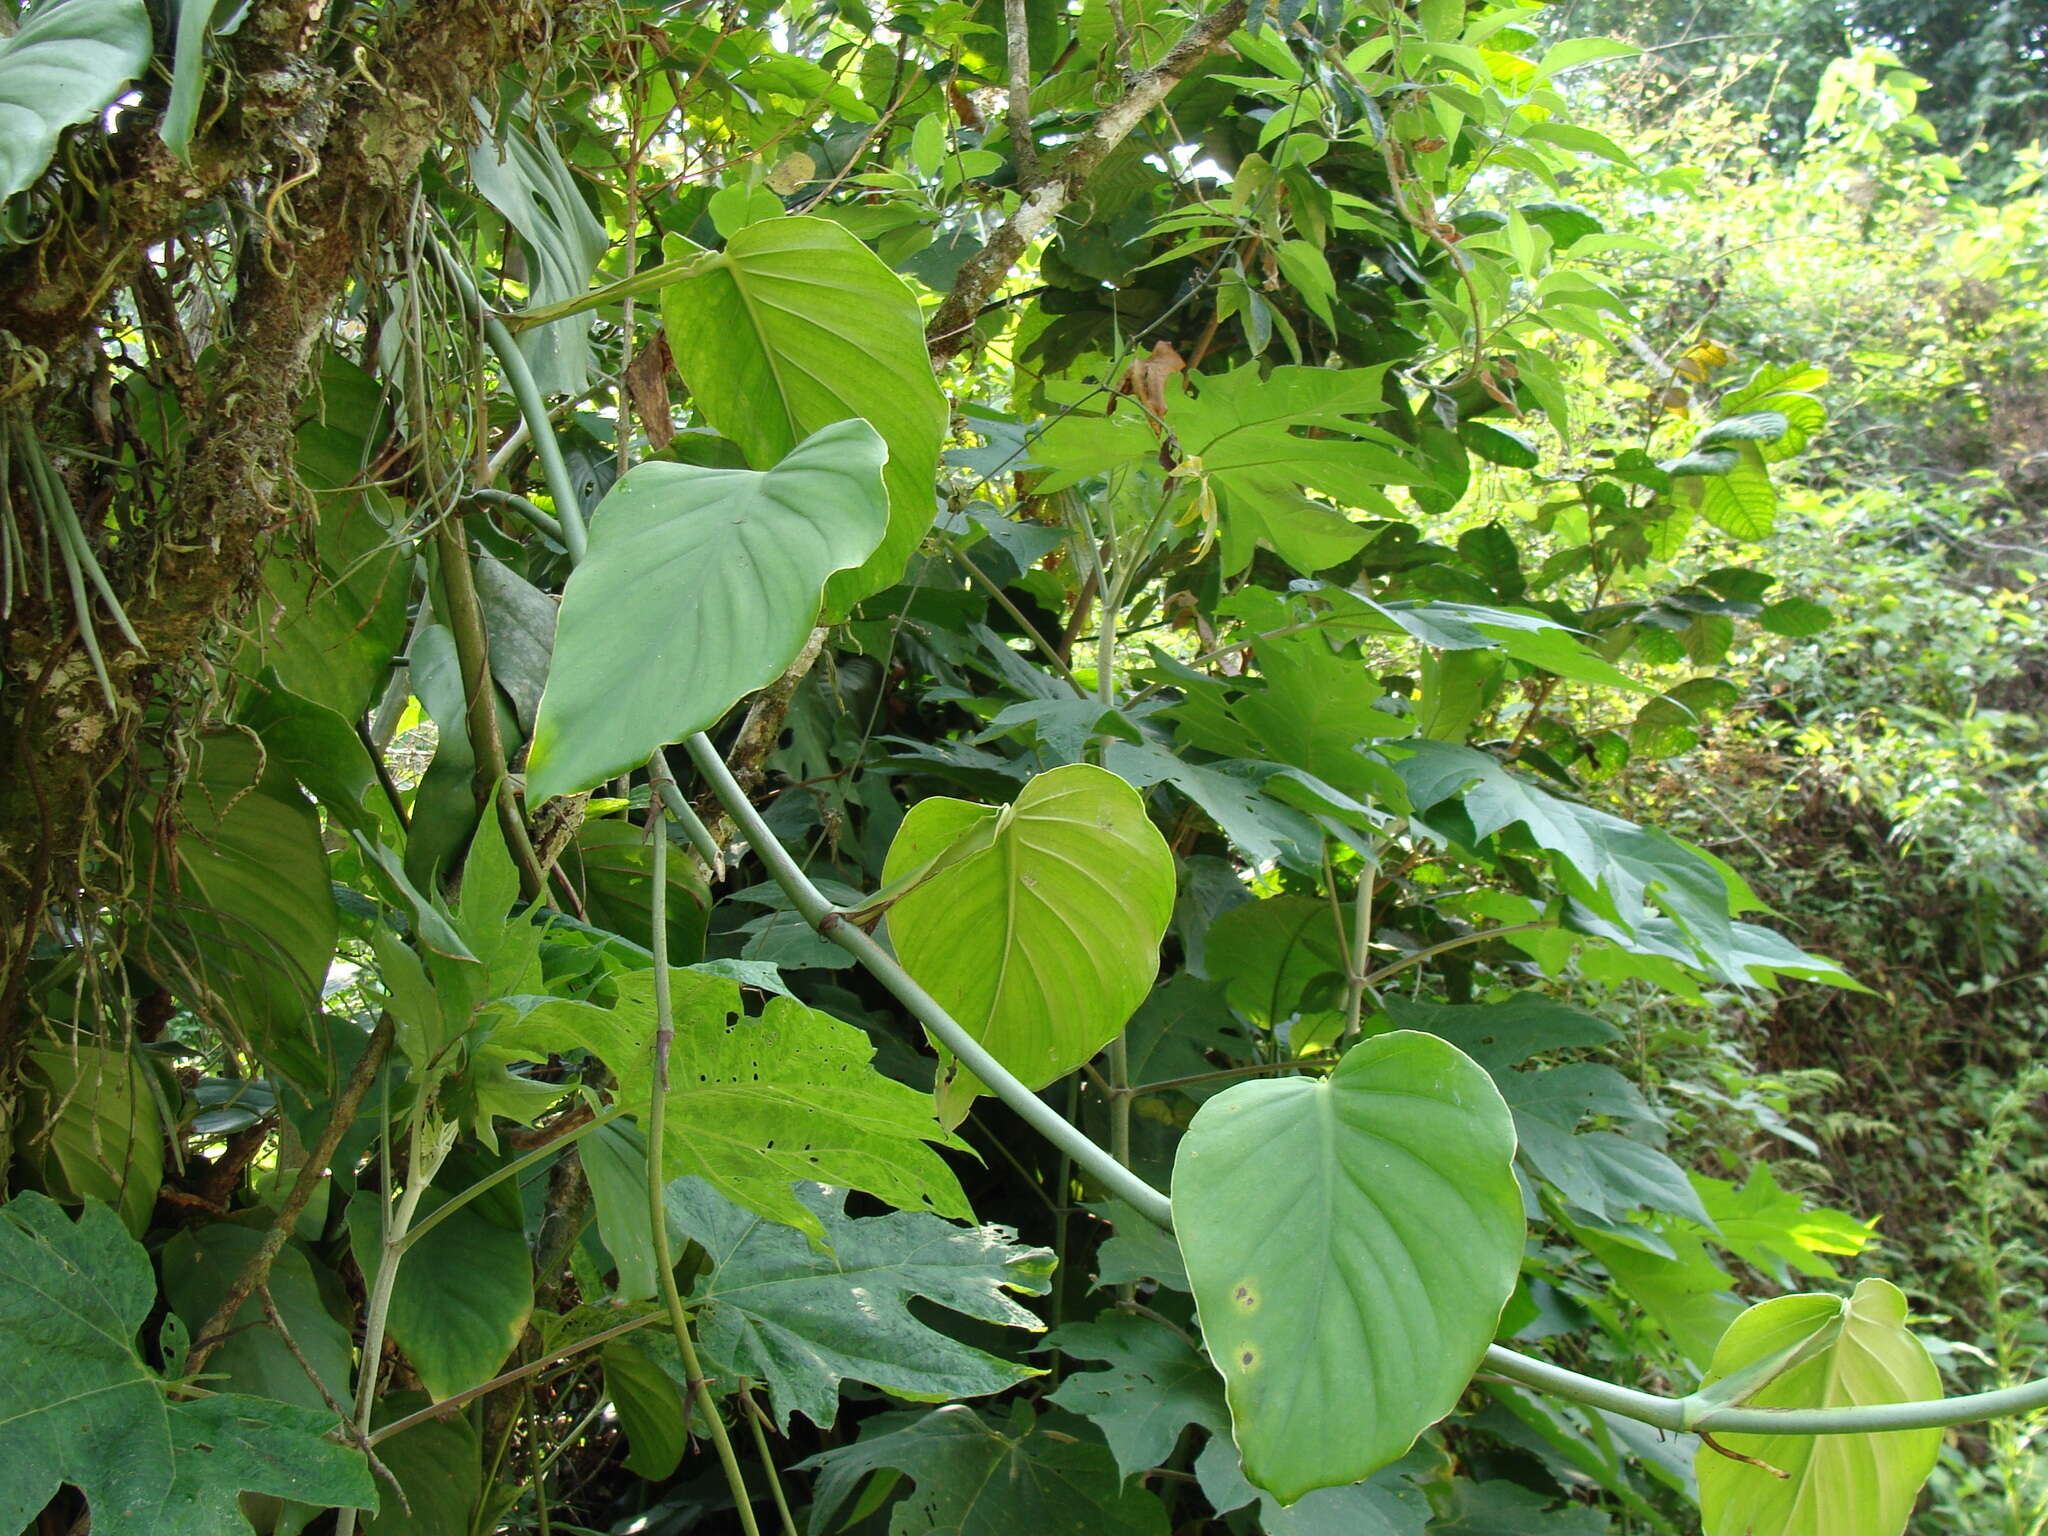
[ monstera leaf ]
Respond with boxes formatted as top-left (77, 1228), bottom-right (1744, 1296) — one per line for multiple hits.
top-left (526, 419), bottom-right (889, 800)
top-left (882, 763), bottom-right (1175, 1124)
top-left (1172, 1031), bottom-right (1522, 1503)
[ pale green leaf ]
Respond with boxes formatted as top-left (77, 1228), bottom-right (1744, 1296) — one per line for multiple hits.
top-left (1172, 1031), bottom-right (1522, 1501)
top-left (883, 763), bottom-right (1175, 1122)
top-left (660, 217), bottom-right (947, 611)
top-left (1696, 1278), bottom-right (1942, 1536)
top-left (526, 419), bottom-right (889, 800)
top-left (493, 967), bottom-right (970, 1245)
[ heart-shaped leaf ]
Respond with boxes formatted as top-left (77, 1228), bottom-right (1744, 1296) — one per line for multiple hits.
top-left (882, 763), bottom-right (1174, 1124)
top-left (661, 216), bottom-right (947, 612)
top-left (525, 418), bottom-right (888, 801)
top-left (1172, 1030), bottom-right (1522, 1503)
top-left (0, 0), bottom-right (151, 205)
top-left (1695, 1277), bottom-right (1941, 1536)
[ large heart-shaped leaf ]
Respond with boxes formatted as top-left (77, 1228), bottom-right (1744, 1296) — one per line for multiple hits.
top-left (1695, 1277), bottom-right (1941, 1536)
top-left (660, 216), bottom-right (947, 612)
top-left (525, 418), bottom-right (888, 801)
top-left (882, 763), bottom-right (1175, 1123)
top-left (0, 0), bottom-right (151, 205)
top-left (1171, 1030), bottom-right (1522, 1503)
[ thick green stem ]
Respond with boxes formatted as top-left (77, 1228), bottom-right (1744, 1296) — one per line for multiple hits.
top-left (337, 1091), bottom-right (446, 1536)
top-left (646, 800), bottom-right (764, 1536)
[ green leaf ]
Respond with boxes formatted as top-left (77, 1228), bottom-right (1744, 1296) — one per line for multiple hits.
top-left (1201, 1439), bottom-right (1435, 1533)
top-left (349, 1181), bottom-right (534, 1402)
top-left (1693, 412), bottom-right (1790, 448)
top-left (601, 1332), bottom-right (690, 1478)
top-left (526, 419), bottom-right (889, 800)
top-left (1170, 365), bottom-right (1418, 576)
top-left (1459, 419), bottom-right (1541, 468)
top-left (660, 217), bottom-right (948, 612)
top-left (558, 819), bottom-right (711, 966)
top-left (1761, 597), bottom-right (1833, 637)
top-left (469, 111), bottom-right (609, 395)
top-left (242, 476), bottom-right (406, 722)
top-left (1203, 894), bottom-right (1349, 1048)
top-left (1044, 1312), bottom-right (1228, 1480)
top-left (364, 1392), bottom-right (479, 1535)
top-left (494, 967), bottom-right (970, 1245)
top-left (136, 732), bottom-right (339, 1084)
top-left (798, 1402), bottom-right (1169, 1535)
top-left (669, 1179), bottom-right (1052, 1431)
top-left (1430, 1477), bottom-right (1612, 1533)
top-left (12, 1036), bottom-right (162, 1235)
top-left (1378, 994), bottom-right (1619, 1071)
top-left (0, 1194), bottom-right (375, 1534)
top-left (883, 763), bottom-right (1175, 1123)
top-left (1679, 439), bottom-right (1777, 540)
top-left (0, 0), bottom-right (151, 206)
top-left (157, 1396), bottom-right (376, 1535)
top-left (1171, 1031), bottom-right (1522, 1501)
top-left (1696, 1278), bottom-right (1942, 1536)
top-left (162, 1225), bottom-right (351, 1416)
top-left (0, 1193), bottom-right (172, 1530)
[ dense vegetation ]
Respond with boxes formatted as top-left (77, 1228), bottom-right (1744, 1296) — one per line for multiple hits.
top-left (0, 0), bottom-right (2041, 1530)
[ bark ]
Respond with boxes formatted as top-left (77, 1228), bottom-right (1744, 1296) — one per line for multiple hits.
top-left (0, 0), bottom-right (579, 1049)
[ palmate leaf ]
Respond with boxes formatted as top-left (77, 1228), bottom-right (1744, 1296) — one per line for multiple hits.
top-left (882, 763), bottom-right (1175, 1125)
top-left (493, 967), bottom-right (970, 1246)
top-left (798, 1402), bottom-right (1168, 1536)
top-left (526, 418), bottom-right (888, 800)
top-left (668, 1179), bottom-right (1053, 1431)
top-left (660, 216), bottom-right (948, 612)
top-left (1696, 1278), bottom-right (1942, 1536)
top-left (0, 1195), bottom-right (374, 1533)
top-left (1171, 1031), bottom-right (1522, 1503)
top-left (1044, 1311), bottom-right (1229, 1480)
top-left (0, 0), bottom-right (151, 206)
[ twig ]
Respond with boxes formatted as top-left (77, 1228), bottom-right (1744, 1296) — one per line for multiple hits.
top-left (926, 0), bottom-right (1250, 360)
top-left (185, 1015), bottom-right (395, 1376)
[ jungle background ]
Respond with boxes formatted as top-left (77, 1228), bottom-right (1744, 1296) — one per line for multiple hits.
top-left (0, 0), bottom-right (2044, 1527)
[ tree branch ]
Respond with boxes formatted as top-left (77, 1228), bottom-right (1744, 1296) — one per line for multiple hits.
top-left (925, 0), bottom-right (1247, 361)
